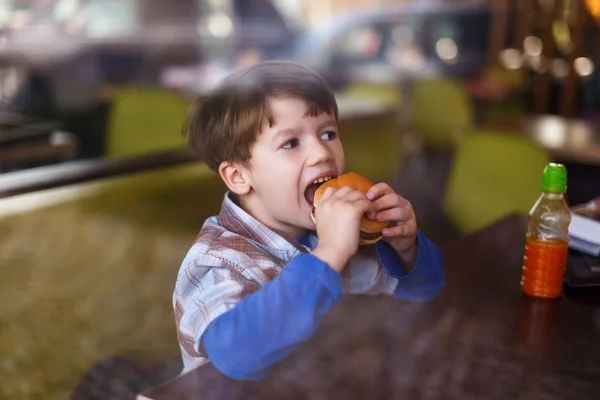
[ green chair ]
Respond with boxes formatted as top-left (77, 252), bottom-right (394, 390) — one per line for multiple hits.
top-left (342, 82), bottom-right (401, 109)
top-left (105, 87), bottom-right (191, 158)
top-left (410, 77), bottom-right (474, 150)
top-left (339, 109), bottom-right (403, 182)
top-left (443, 130), bottom-right (550, 235)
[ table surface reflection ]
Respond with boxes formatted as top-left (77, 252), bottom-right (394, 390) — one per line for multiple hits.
top-left (139, 215), bottom-right (600, 400)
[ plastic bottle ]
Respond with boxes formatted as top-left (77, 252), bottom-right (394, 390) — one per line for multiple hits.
top-left (521, 163), bottom-right (572, 299)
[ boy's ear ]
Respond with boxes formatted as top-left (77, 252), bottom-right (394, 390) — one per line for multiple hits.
top-left (218, 161), bottom-right (252, 195)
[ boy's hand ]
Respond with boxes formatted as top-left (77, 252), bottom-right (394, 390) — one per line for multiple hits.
top-left (366, 183), bottom-right (418, 268)
top-left (311, 186), bottom-right (376, 273)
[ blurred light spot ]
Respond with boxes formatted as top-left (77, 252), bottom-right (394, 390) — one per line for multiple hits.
top-left (202, 13), bottom-right (233, 38)
top-left (209, 0), bottom-right (231, 6)
top-left (587, 0), bottom-right (600, 22)
top-left (435, 37), bottom-right (458, 63)
top-left (499, 48), bottom-right (522, 70)
top-left (0, 67), bottom-right (23, 104)
top-left (551, 58), bottom-right (569, 78)
top-left (64, 14), bottom-right (86, 35)
top-left (535, 118), bottom-right (566, 148)
top-left (236, 47), bottom-right (262, 68)
top-left (334, 27), bottom-right (381, 59)
top-left (392, 25), bottom-right (414, 47)
top-left (569, 121), bottom-right (593, 146)
top-left (541, 129), bottom-right (564, 148)
top-left (552, 20), bottom-right (573, 54)
top-left (9, 10), bottom-right (31, 30)
top-left (50, 131), bottom-right (74, 146)
top-left (0, 2), bottom-right (12, 28)
top-left (524, 36), bottom-right (543, 56)
top-left (524, 53), bottom-right (548, 73)
top-left (574, 57), bottom-right (594, 76)
top-left (54, 0), bottom-right (80, 21)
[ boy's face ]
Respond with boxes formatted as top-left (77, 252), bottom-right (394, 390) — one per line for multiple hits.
top-left (240, 96), bottom-right (345, 238)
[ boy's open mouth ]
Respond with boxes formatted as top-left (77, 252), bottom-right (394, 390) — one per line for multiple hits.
top-left (304, 176), bottom-right (334, 207)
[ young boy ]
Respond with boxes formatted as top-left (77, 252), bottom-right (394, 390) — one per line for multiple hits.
top-left (173, 61), bottom-right (445, 380)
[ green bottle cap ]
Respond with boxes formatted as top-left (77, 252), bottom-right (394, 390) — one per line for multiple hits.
top-left (541, 163), bottom-right (567, 193)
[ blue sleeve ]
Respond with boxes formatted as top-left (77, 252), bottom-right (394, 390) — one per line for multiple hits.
top-left (202, 254), bottom-right (343, 380)
top-left (375, 230), bottom-right (445, 301)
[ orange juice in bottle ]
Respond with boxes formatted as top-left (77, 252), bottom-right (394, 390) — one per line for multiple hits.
top-left (521, 163), bottom-right (571, 299)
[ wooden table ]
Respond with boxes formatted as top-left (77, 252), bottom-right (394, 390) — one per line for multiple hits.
top-left (138, 215), bottom-right (600, 400)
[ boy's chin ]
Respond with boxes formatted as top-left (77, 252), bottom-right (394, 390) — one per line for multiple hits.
top-left (300, 220), bottom-right (316, 231)
top-left (300, 214), bottom-right (317, 231)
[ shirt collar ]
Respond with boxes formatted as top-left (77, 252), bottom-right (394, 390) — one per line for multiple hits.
top-left (219, 192), bottom-right (312, 262)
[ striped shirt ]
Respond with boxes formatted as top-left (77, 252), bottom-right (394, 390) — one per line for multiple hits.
top-left (173, 192), bottom-right (444, 374)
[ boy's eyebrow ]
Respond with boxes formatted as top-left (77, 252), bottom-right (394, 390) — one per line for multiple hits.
top-left (318, 119), bottom-right (337, 130)
top-left (271, 118), bottom-right (337, 143)
top-left (271, 128), bottom-right (297, 143)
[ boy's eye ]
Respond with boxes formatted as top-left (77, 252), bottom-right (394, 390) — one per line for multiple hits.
top-left (320, 130), bottom-right (337, 140)
top-left (281, 139), bottom-right (299, 149)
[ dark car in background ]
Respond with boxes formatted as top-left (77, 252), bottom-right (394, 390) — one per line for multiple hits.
top-left (189, 0), bottom-right (492, 93)
top-left (282, 0), bottom-right (491, 89)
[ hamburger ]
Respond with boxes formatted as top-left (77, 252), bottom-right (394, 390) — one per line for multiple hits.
top-left (309, 172), bottom-right (389, 245)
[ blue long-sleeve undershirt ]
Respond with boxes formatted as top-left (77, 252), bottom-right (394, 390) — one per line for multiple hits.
top-left (202, 230), bottom-right (444, 380)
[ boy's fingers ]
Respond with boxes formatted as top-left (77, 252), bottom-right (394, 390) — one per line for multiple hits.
top-left (376, 207), bottom-right (413, 223)
top-left (382, 221), bottom-right (415, 237)
top-left (322, 188), bottom-right (367, 212)
top-left (343, 197), bottom-right (374, 213)
top-left (366, 182), bottom-right (393, 200)
top-left (382, 225), bottom-right (406, 237)
top-left (329, 186), bottom-right (353, 200)
top-left (318, 186), bottom-right (337, 202)
top-left (359, 205), bottom-right (376, 220)
top-left (358, 198), bottom-right (377, 215)
top-left (334, 187), bottom-right (368, 202)
top-left (373, 193), bottom-right (409, 211)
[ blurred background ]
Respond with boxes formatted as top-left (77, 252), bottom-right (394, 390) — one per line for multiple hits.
top-left (0, 0), bottom-right (599, 398)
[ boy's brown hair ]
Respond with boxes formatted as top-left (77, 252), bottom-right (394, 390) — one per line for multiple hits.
top-left (183, 61), bottom-right (339, 172)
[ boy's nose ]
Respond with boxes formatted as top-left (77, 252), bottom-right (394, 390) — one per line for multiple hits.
top-left (307, 142), bottom-right (333, 165)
